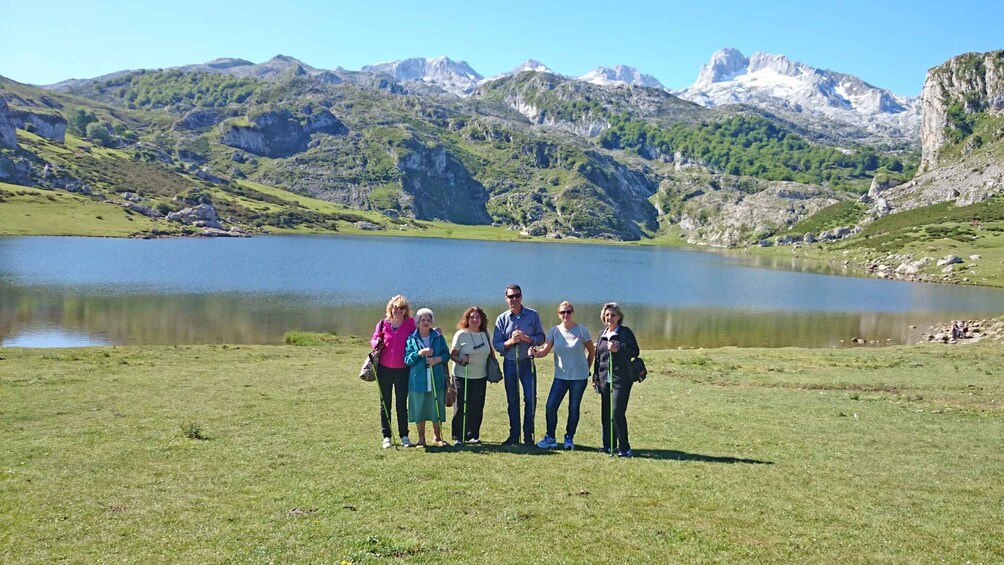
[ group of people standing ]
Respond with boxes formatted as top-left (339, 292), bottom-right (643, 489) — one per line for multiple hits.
top-left (369, 284), bottom-right (641, 457)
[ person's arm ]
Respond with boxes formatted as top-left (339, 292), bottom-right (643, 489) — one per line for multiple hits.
top-left (403, 335), bottom-right (422, 367)
top-left (450, 332), bottom-right (467, 365)
top-left (585, 339), bottom-right (596, 371)
top-left (493, 315), bottom-right (509, 353)
top-left (619, 327), bottom-right (640, 359)
top-left (531, 312), bottom-right (546, 346)
top-left (370, 320), bottom-right (384, 349)
top-left (534, 333), bottom-right (555, 358)
top-left (430, 333), bottom-right (450, 367)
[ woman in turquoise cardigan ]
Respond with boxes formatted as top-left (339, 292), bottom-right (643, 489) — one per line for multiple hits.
top-left (404, 308), bottom-right (452, 447)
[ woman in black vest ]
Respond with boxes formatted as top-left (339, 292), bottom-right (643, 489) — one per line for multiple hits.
top-left (592, 302), bottom-right (639, 457)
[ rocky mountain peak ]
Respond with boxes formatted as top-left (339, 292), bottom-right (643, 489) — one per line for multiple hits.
top-left (511, 59), bottom-right (553, 74)
top-left (746, 52), bottom-right (806, 77)
top-left (578, 65), bottom-right (664, 89)
top-left (361, 56), bottom-right (483, 96)
top-left (693, 48), bottom-right (749, 88)
top-left (201, 58), bottom-right (255, 71)
top-left (679, 48), bottom-right (921, 145)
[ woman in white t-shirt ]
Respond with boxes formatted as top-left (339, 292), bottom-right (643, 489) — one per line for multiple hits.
top-left (529, 301), bottom-right (595, 450)
top-left (449, 306), bottom-right (494, 444)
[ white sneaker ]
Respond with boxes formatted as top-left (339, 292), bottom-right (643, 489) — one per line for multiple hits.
top-left (401, 436), bottom-right (412, 448)
top-left (381, 437), bottom-right (392, 449)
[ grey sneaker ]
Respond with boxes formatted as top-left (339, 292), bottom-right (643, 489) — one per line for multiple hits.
top-left (536, 435), bottom-right (558, 449)
top-left (401, 436), bottom-right (412, 448)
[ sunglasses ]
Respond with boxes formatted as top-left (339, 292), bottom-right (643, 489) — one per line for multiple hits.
top-left (558, 310), bottom-right (573, 315)
top-left (506, 294), bottom-right (522, 299)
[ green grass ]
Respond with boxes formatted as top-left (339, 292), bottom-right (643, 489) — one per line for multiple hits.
top-left (2, 342), bottom-right (1002, 563)
top-left (0, 183), bottom-right (163, 237)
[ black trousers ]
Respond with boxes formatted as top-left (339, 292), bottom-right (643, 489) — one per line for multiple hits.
top-left (599, 378), bottom-right (633, 452)
top-left (377, 364), bottom-right (409, 439)
top-left (451, 377), bottom-right (487, 441)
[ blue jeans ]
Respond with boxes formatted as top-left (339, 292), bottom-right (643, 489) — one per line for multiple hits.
top-left (503, 358), bottom-right (536, 441)
top-left (545, 378), bottom-right (588, 439)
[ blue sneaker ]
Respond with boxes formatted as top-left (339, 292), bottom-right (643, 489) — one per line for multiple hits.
top-left (536, 435), bottom-right (558, 449)
top-left (600, 446), bottom-right (611, 454)
top-left (617, 449), bottom-right (633, 458)
top-left (563, 435), bottom-right (574, 450)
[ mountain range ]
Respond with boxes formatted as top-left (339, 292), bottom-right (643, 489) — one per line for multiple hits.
top-left (3, 47), bottom-right (1000, 255)
top-left (44, 49), bottom-right (920, 145)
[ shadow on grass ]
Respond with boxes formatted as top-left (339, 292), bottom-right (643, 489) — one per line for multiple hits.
top-left (422, 443), bottom-right (560, 456)
top-left (632, 448), bottom-right (772, 465)
top-left (417, 443), bottom-right (770, 464)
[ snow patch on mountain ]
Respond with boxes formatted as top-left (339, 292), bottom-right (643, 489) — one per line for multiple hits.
top-left (579, 65), bottom-right (664, 89)
top-left (679, 48), bottom-right (921, 144)
top-left (361, 56), bottom-right (483, 96)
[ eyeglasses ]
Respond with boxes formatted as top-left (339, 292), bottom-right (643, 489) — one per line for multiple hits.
top-left (558, 310), bottom-right (573, 315)
top-left (506, 294), bottom-right (522, 299)
top-left (392, 305), bottom-right (405, 310)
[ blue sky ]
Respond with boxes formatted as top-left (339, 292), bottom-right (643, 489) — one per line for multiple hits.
top-left (2, 0), bottom-right (1001, 95)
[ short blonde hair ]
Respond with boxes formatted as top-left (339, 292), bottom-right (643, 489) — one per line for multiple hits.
top-left (415, 308), bottom-right (435, 323)
top-left (385, 295), bottom-right (411, 320)
top-left (600, 302), bottom-right (624, 325)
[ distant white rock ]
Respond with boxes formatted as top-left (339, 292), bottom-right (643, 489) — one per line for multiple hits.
top-left (481, 59), bottom-right (558, 85)
top-left (578, 65), bottom-right (664, 89)
top-left (677, 48), bottom-right (921, 143)
top-left (508, 59), bottom-right (553, 74)
top-left (361, 56), bottom-right (483, 96)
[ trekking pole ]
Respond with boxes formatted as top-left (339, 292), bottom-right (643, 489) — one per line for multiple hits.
top-left (530, 352), bottom-right (538, 443)
top-left (609, 348), bottom-right (615, 457)
top-left (463, 363), bottom-right (469, 445)
top-left (514, 335), bottom-right (520, 442)
top-left (430, 363), bottom-right (441, 425)
top-left (375, 358), bottom-right (397, 448)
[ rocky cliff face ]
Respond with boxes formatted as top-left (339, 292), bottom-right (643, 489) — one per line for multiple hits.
top-left (674, 178), bottom-right (843, 247)
top-left (394, 140), bottom-right (492, 225)
top-left (0, 98), bottom-right (17, 149)
top-left (920, 50), bottom-right (1004, 170)
top-left (220, 108), bottom-right (347, 157)
top-left (10, 109), bottom-right (67, 142)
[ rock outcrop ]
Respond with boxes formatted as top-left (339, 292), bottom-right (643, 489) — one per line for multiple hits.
top-left (920, 50), bottom-right (1004, 170)
top-left (10, 109), bottom-right (67, 142)
top-left (166, 203), bottom-right (223, 229)
top-left (677, 180), bottom-right (843, 247)
top-left (394, 139), bottom-right (492, 225)
top-left (220, 108), bottom-right (347, 157)
top-left (0, 98), bottom-right (17, 149)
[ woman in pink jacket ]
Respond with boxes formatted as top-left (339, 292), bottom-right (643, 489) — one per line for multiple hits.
top-left (371, 295), bottom-right (416, 448)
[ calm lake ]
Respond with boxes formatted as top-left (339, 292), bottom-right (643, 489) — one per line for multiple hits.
top-left (2, 235), bottom-right (1003, 348)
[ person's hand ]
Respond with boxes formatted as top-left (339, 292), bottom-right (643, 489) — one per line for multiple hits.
top-left (511, 329), bottom-right (523, 345)
top-left (419, 347), bottom-right (432, 357)
top-left (528, 346), bottom-right (538, 358)
top-left (609, 340), bottom-right (620, 353)
top-left (462, 354), bottom-right (470, 366)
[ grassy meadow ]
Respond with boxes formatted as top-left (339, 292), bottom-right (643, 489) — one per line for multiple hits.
top-left (2, 339), bottom-right (1002, 563)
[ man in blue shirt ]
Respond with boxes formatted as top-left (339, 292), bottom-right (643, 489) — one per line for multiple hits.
top-left (493, 284), bottom-right (546, 446)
